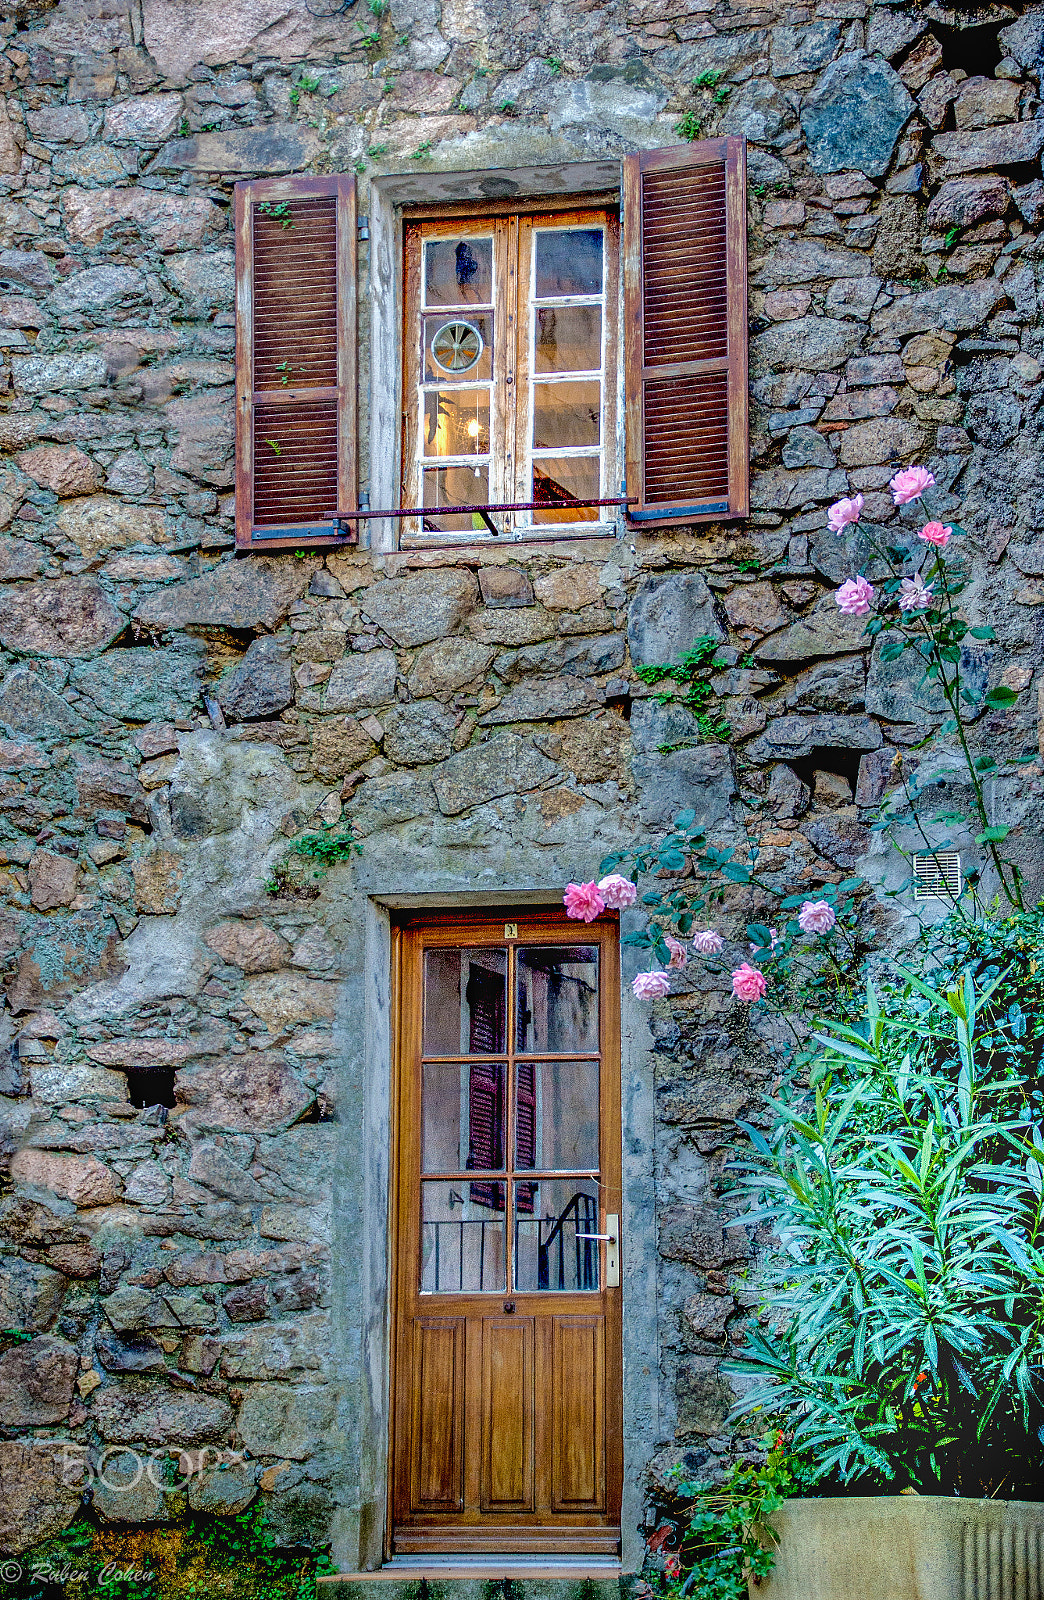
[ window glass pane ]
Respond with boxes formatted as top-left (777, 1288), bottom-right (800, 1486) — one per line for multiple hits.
top-left (422, 465), bottom-right (490, 534)
top-left (425, 237), bottom-right (493, 307)
top-left (423, 1059), bottom-right (507, 1173)
top-left (515, 1059), bottom-right (599, 1171)
top-left (533, 381), bottom-right (601, 450)
top-left (535, 306), bottom-right (602, 374)
top-left (516, 946), bottom-right (598, 1053)
top-left (424, 947), bottom-right (507, 1055)
top-left (425, 313), bottom-right (492, 382)
top-left (535, 229), bottom-right (603, 298)
top-left (423, 389), bottom-right (491, 458)
top-left (531, 457), bottom-right (599, 525)
top-left (514, 1178), bottom-right (600, 1291)
top-left (421, 1180), bottom-right (506, 1292)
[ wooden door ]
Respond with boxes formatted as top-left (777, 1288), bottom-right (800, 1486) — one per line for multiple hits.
top-left (391, 913), bottom-right (622, 1556)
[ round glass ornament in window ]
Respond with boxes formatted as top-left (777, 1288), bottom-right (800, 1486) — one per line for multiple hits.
top-left (431, 319), bottom-right (483, 374)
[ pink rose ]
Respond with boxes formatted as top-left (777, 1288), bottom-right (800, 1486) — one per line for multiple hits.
top-left (633, 971), bottom-right (671, 1000)
top-left (732, 963), bottom-right (767, 1002)
top-left (598, 872), bottom-right (638, 910)
top-left (798, 900), bottom-right (836, 934)
top-left (692, 929), bottom-right (724, 954)
top-left (918, 521), bottom-right (952, 549)
top-left (898, 573), bottom-right (935, 612)
top-left (665, 935), bottom-right (688, 970)
top-left (835, 575), bottom-right (875, 617)
top-left (563, 881), bottom-right (605, 923)
top-left (890, 466), bottom-right (935, 506)
top-left (827, 494), bottom-right (863, 534)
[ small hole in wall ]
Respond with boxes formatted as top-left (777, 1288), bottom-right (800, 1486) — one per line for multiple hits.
top-left (790, 747), bottom-right (864, 797)
top-left (125, 1067), bottom-right (176, 1109)
top-left (933, 22), bottom-right (1004, 78)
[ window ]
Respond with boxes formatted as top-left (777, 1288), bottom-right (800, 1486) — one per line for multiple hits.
top-left (400, 207), bottom-right (619, 542)
top-left (233, 139), bottom-right (748, 553)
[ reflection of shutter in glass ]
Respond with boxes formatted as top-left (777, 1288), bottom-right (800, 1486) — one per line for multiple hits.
top-left (467, 964), bottom-right (506, 1209)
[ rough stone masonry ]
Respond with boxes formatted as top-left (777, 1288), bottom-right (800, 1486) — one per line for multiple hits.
top-left (0, 0), bottom-right (1043, 1571)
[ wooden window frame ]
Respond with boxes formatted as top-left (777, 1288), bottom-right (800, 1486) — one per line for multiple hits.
top-left (399, 198), bottom-right (621, 548)
top-left (234, 173), bottom-right (358, 553)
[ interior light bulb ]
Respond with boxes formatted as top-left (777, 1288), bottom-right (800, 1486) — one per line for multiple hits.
top-left (467, 418), bottom-right (481, 438)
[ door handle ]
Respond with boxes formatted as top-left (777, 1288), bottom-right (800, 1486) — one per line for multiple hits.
top-left (576, 1214), bottom-right (620, 1288)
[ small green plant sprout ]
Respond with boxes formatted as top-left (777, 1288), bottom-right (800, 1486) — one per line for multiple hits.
top-left (369, 0), bottom-right (389, 14)
top-left (693, 68), bottom-right (724, 87)
top-left (713, 83), bottom-right (730, 102)
top-left (354, 158), bottom-right (367, 174)
top-left (275, 359), bottom-right (294, 386)
top-left (411, 139), bottom-right (434, 159)
top-left (266, 824), bottom-right (361, 895)
top-left (257, 199), bottom-right (293, 229)
top-left (943, 224), bottom-right (960, 250)
top-left (178, 116), bottom-right (190, 136)
top-left (265, 439), bottom-right (282, 456)
top-left (367, 141), bottom-right (389, 158)
top-left (290, 71), bottom-right (322, 107)
top-left (674, 110), bottom-right (702, 141)
top-left (498, 98), bottom-right (517, 114)
top-left (356, 19), bottom-right (382, 45)
top-left (546, 54), bottom-right (564, 73)
top-left (634, 635), bottom-right (732, 743)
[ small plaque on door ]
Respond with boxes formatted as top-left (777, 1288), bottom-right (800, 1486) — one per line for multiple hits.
top-left (504, 923), bottom-right (518, 938)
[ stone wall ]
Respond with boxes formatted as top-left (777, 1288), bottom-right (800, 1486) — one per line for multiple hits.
top-left (0, 0), bottom-right (1044, 1572)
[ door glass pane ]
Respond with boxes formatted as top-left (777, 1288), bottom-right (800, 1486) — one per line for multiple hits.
top-left (424, 948), bottom-right (507, 1055)
top-left (423, 389), bottom-right (491, 457)
top-left (533, 381), bottom-right (601, 449)
top-left (515, 1059), bottom-right (599, 1171)
top-left (425, 237), bottom-right (493, 307)
top-left (514, 1178), bottom-right (600, 1291)
top-left (535, 229), bottom-right (603, 297)
top-left (532, 456), bottom-right (599, 524)
top-left (535, 306), bottom-right (602, 373)
top-left (421, 1180), bottom-right (506, 1292)
top-left (516, 946), bottom-right (598, 1053)
top-left (425, 313), bottom-right (492, 382)
top-left (423, 1059), bottom-right (506, 1173)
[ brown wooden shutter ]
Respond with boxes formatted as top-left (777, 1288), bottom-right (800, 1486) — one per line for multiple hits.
top-left (466, 964), bottom-right (506, 1211)
top-left (234, 175), bottom-right (357, 551)
top-left (623, 137), bottom-right (748, 527)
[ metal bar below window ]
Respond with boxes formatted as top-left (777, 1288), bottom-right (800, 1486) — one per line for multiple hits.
top-left (323, 496), bottom-right (636, 521)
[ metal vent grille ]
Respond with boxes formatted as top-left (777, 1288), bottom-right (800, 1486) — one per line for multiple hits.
top-left (642, 163), bottom-right (727, 366)
top-left (913, 851), bottom-right (962, 900)
top-left (252, 196), bottom-right (337, 390)
top-left (644, 371), bottom-right (729, 507)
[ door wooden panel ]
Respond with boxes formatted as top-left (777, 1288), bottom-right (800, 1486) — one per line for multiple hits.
top-left (481, 1316), bottom-right (535, 1511)
top-left (552, 1315), bottom-right (604, 1510)
top-left (410, 1317), bottom-right (465, 1512)
top-left (391, 913), bottom-right (622, 1557)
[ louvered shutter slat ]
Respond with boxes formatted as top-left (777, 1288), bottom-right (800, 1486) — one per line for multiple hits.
top-left (624, 138), bottom-right (748, 527)
top-left (235, 176), bottom-right (357, 550)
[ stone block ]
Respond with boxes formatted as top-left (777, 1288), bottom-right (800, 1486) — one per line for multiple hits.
top-left (801, 51), bottom-right (914, 177)
top-left (309, 716), bottom-right (377, 781)
top-left (0, 1334), bottom-right (77, 1426)
top-left (176, 1053), bottom-right (312, 1133)
top-left (676, 1354), bottom-right (732, 1436)
top-left (784, 655), bottom-right (866, 712)
top-left (508, 633), bottom-right (625, 680)
top-left (431, 730), bottom-right (558, 815)
top-left (556, 716), bottom-right (628, 784)
top-left (75, 757), bottom-right (149, 821)
top-left (755, 597), bottom-right (869, 666)
top-left (0, 540), bottom-right (44, 582)
top-left (52, 145), bottom-right (131, 187)
top-left (26, 105), bottom-right (91, 142)
top-left (874, 278), bottom-right (1004, 339)
top-left (753, 315), bottom-right (864, 375)
top-left (9, 1151), bottom-right (121, 1208)
top-left (186, 1142), bottom-right (265, 1204)
top-left (838, 417), bottom-right (926, 467)
top-left (746, 714), bottom-right (882, 763)
top-left (220, 1312), bottom-right (328, 1380)
top-left (0, 579), bottom-right (125, 659)
top-left (187, 1459), bottom-right (257, 1514)
top-left (347, 770), bottom-right (436, 837)
top-left (29, 850), bottom-right (79, 911)
top-left (205, 921), bottom-right (291, 973)
top-left (926, 175), bottom-right (1010, 233)
top-left (770, 19), bottom-right (839, 76)
top-left (480, 678), bottom-right (591, 725)
top-left (0, 1440), bottom-right (84, 1554)
top-left (632, 739), bottom-right (735, 828)
top-left (723, 582), bottom-right (788, 637)
top-left (136, 554), bottom-right (319, 633)
top-left (382, 699), bottom-right (456, 764)
top-left (92, 1383), bottom-right (232, 1445)
top-left (131, 850), bottom-right (185, 914)
top-left (241, 974), bottom-right (338, 1029)
top-left (237, 1382), bottom-right (335, 1460)
top-left (72, 647), bottom-right (201, 721)
top-left (533, 564), bottom-right (603, 611)
top-left (323, 650), bottom-right (397, 713)
top-left (56, 495), bottom-right (168, 559)
top-left (628, 572), bottom-right (723, 668)
top-left (92, 1446), bottom-right (175, 1524)
top-left (866, 7), bottom-right (925, 59)
top-left (407, 637), bottom-right (494, 699)
top-left (96, 1331), bottom-right (166, 1373)
top-left (478, 566), bottom-right (533, 607)
top-left (361, 570), bottom-right (478, 647)
top-left (0, 1258), bottom-right (67, 1332)
top-left (782, 426), bottom-right (835, 470)
top-left (152, 125), bottom-right (323, 175)
top-left (50, 266), bottom-right (146, 316)
top-left (0, 252), bottom-right (54, 294)
top-left (104, 92), bottom-right (184, 144)
top-left (756, 238), bottom-right (871, 287)
top-left (954, 76), bottom-right (1021, 130)
top-left (934, 121), bottom-right (1044, 174)
top-left (65, 187), bottom-right (220, 251)
top-left (218, 636), bottom-right (293, 723)
top-left (17, 444), bottom-right (98, 497)
top-left (164, 249), bottom-right (234, 309)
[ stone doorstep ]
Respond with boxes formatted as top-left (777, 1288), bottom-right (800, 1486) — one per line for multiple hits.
top-left (318, 1576), bottom-right (628, 1594)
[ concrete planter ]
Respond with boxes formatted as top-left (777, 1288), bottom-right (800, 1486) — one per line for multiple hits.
top-left (750, 1495), bottom-right (1044, 1600)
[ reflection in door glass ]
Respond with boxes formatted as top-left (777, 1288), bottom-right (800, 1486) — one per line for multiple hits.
top-left (515, 1059), bottom-right (598, 1171)
top-left (424, 948), bottom-right (507, 1055)
top-left (516, 946), bottom-right (598, 1053)
top-left (514, 1178), bottom-right (600, 1291)
top-left (423, 1059), bottom-right (506, 1173)
top-left (421, 1180), bottom-right (506, 1293)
